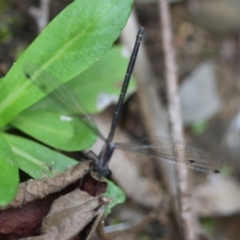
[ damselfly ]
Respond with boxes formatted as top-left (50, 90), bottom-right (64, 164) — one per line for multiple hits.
top-left (25, 27), bottom-right (225, 177)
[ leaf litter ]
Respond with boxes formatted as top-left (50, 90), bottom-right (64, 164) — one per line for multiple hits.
top-left (20, 190), bottom-right (110, 240)
top-left (0, 161), bottom-right (109, 240)
top-left (0, 161), bottom-right (90, 210)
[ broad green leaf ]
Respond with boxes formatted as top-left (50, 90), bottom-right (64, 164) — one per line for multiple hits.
top-left (0, 77), bottom-right (3, 89)
top-left (0, 133), bottom-right (19, 206)
top-left (28, 46), bottom-right (136, 114)
top-left (11, 110), bottom-right (96, 151)
top-left (67, 45), bottom-right (136, 113)
top-left (105, 179), bottom-right (126, 214)
top-left (3, 133), bottom-right (78, 179)
top-left (0, 0), bottom-right (133, 127)
top-left (11, 46), bottom-right (136, 149)
top-left (12, 61), bottom-right (99, 150)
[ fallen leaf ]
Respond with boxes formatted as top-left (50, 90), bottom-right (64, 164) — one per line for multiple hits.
top-left (20, 189), bottom-right (110, 240)
top-left (0, 161), bottom-right (91, 211)
top-left (0, 161), bottom-right (108, 239)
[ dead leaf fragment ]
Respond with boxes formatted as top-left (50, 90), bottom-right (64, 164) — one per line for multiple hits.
top-left (0, 161), bottom-right (90, 211)
top-left (0, 161), bottom-right (108, 240)
top-left (20, 189), bottom-right (109, 240)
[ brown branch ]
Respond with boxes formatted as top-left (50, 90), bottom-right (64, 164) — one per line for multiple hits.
top-left (121, 10), bottom-right (177, 199)
top-left (158, 0), bottom-right (197, 239)
top-left (121, 7), bottom-right (200, 240)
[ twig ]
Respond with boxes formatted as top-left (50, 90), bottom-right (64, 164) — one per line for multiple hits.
top-left (29, 0), bottom-right (51, 33)
top-left (158, 0), bottom-right (196, 239)
top-left (121, 10), bottom-right (177, 198)
top-left (96, 196), bottom-right (172, 240)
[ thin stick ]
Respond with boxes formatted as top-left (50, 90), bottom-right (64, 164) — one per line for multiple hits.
top-left (97, 196), bottom-right (171, 239)
top-left (158, 0), bottom-right (196, 239)
top-left (121, 12), bottom-right (177, 195)
top-left (29, 0), bottom-right (51, 33)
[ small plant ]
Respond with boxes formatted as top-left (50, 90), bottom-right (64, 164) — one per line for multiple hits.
top-left (0, 0), bottom-right (134, 206)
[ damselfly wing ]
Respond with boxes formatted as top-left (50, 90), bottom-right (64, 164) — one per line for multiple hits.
top-left (24, 27), bottom-right (225, 177)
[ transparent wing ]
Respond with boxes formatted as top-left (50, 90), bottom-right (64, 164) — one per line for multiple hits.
top-left (115, 136), bottom-right (225, 173)
top-left (24, 63), bottom-right (106, 141)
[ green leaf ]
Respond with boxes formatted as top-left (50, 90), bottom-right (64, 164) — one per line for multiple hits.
top-left (3, 133), bottom-right (78, 179)
top-left (11, 46), bottom-right (136, 149)
top-left (105, 179), bottom-right (126, 214)
top-left (29, 46), bottom-right (136, 114)
top-left (191, 120), bottom-right (207, 135)
top-left (200, 217), bottom-right (216, 231)
top-left (11, 110), bottom-right (96, 151)
top-left (0, 77), bottom-right (3, 90)
top-left (0, 133), bottom-right (19, 206)
top-left (0, 0), bottom-right (134, 128)
top-left (67, 45), bottom-right (136, 113)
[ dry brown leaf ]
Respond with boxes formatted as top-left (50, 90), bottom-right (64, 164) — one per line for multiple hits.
top-left (20, 189), bottom-right (110, 240)
top-left (0, 161), bottom-right (91, 211)
top-left (0, 161), bottom-right (107, 240)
